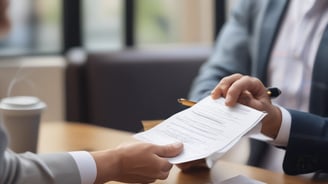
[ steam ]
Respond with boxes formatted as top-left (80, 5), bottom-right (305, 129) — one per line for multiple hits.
top-left (6, 65), bottom-right (36, 97)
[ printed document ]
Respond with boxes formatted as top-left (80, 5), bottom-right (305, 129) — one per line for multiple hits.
top-left (134, 96), bottom-right (266, 163)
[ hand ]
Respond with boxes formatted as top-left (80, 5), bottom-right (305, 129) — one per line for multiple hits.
top-left (210, 73), bottom-right (282, 138)
top-left (91, 142), bottom-right (183, 183)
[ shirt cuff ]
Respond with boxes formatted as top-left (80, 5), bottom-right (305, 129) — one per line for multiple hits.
top-left (69, 151), bottom-right (97, 184)
top-left (270, 105), bottom-right (291, 147)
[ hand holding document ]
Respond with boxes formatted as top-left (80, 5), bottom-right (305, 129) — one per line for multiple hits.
top-left (134, 96), bottom-right (267, 164)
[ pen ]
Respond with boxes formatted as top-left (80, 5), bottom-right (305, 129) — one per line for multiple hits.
top-left (266, 87), bottom-right (281, 98)
top-left (177, 98), bottom-right (196, 107)
top-left (178, 87), bottom-right (281, 107)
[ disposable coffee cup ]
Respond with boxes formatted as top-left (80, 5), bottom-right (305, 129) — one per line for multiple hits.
top-left (0, 96), bottom-right (46, 153)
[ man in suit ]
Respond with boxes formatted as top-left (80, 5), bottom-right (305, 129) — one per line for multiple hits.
top-left (211, 73), bottom-right (328, 175)
top-left (188, 0), bottom-right (328, 172)
top-left (0, 0), bottom-right (183, 183)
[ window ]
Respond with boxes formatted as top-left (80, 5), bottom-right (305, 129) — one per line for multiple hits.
top-left (0, 0), bottom-right (62, 55)
top-left (135, 0), bottom-right (214, 48)
top-left (0, 0), bottom-right (225, 55)
top-left (83, 0), bottom-right (123, 51)
top-left (82, 0), bottom-right (216, 50)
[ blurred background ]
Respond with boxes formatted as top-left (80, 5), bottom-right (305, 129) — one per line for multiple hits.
top-left (0, 0), bottom-right (249, 165)
top-left (0, 0), bottom-right (236, 122)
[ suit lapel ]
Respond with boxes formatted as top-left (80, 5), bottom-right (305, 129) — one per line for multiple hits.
top-left (256, 0), bottom-right (289, 84)
top-left (309, 25), bottom-right (328, 115)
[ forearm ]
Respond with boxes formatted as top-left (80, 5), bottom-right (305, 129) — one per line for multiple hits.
top-left (0, 150), bottom-right (80, 184)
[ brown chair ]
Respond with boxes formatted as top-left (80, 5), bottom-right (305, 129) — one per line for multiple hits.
top-left (65, 47), bottom-right (210, 132)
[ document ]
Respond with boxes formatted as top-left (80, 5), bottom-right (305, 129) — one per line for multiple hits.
top-left (134, 96), bottom-right (266, 163)
top-left (219, 175), bottom-right (266, 184)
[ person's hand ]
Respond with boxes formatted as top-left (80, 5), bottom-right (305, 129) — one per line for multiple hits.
top-left (210, 73), bottom-right (282, 139)
top-left (91, 142), bottom-right (183, 184)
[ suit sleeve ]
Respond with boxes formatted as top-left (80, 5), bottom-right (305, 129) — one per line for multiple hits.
top-left (188, 0), bottom-right (256, 101)
top-left (0, 124), bottom-right (81, 184)
top-left (283, 109), bottom-right (328, 175)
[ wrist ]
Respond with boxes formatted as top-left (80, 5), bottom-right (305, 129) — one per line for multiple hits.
top-left (261, 105), bottom-right (282, 139)
top-left (91, 149), bottom-right (120, 183)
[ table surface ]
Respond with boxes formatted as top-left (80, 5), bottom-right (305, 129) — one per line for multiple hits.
top-left (38, 121), bottom-right (328, 184)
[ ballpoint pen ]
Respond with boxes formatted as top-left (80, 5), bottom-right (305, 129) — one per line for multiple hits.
top-left (177, 98), bottom-right (196, 107)
top-left (266, 87), bottom-right (281, 98)
top-left (178, 87), bottom-right (281, 107)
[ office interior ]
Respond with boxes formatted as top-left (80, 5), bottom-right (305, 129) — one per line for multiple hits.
top-left (0, 0), bottom-right (248, 163)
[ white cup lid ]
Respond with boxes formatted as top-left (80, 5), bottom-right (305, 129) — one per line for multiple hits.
top-left (0, 96), bottom-right (46, 110)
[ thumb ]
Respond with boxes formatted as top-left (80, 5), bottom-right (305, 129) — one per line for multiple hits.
top-left (155, 142), bottom-right (183, 158)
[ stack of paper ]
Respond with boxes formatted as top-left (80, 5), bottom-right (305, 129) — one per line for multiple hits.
top-left (134, 96), bottom-right (267, 164)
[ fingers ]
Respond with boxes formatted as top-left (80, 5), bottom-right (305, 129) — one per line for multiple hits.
top-left (108, 142), bottom-right (182, 183)
top-left (211, 73), bottom-right (243, 99)
top-left (225, 75), bottom-right (261, 106)
top-left (153, 142), bottom-right (183, 174)
top-left (211, 74), bottom-right (268, 106)
top-left (155, 142), bottom-right (183, 158)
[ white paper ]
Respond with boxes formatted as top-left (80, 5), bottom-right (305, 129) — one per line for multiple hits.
top-left (219, 175), bottom-right (266, 184)
top-left (134, 96), bottom-right (266, 163)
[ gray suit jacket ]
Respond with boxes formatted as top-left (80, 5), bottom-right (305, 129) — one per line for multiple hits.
top-left (0, 123), bottom-right (81, 183)
top-left (189, 0), bottom-right (328, 174)
top-left (189, 0), bottom-right (287, 100)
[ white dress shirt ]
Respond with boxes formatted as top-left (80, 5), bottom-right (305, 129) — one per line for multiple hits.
top-left (69, 151), bottom-right (97, 184)
top-left (265, 0), bottom-right (328, 172)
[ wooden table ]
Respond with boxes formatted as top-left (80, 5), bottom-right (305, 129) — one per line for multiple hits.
top-left (38, 121), bottom-right (328, 184)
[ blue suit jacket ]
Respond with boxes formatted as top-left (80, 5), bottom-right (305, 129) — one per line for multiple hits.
top-left (284, 110), bottom-right (328, 175)
top-left (189, 0), bottom-right (328, 175)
